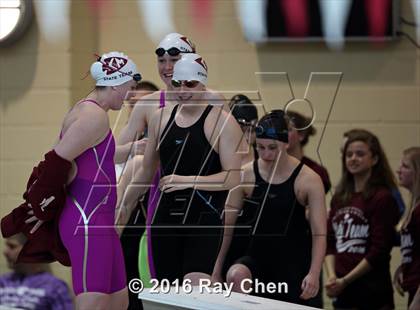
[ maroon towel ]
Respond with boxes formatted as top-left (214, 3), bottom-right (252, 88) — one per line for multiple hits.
top-left (1, 150), bottom-right (71, 266)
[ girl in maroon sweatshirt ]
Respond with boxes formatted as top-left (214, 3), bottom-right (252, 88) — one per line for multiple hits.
top-left (394, 147), bottom-right (420, 310)
top-left (325, 129), bottom-right (399, 310)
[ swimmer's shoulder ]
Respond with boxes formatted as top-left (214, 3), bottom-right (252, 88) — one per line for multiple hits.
top-left (63, 100), bottom-right (108, 134)
top-left (131, 90), bottom-right (164, 122)
top-left (205, 88), bottom-right (228, 111)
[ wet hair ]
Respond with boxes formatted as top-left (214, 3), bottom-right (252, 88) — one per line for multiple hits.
top-left (229, 94), bottom-right (258, 124)
top-left (255, 110), bottom-right (289, 143)
top-left (334, 129), bottom-right (397, 205)
top-left (286, 110), bottom-right (316, 147)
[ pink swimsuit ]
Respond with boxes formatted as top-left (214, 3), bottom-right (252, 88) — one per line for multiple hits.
top-left (58, 100), bottom-right (126, 295)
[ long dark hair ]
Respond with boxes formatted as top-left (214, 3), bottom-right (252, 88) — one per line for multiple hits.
top-left (334, 129), bottom-right (397, 205)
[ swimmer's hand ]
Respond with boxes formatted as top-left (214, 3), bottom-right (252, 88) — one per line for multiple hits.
top-left (25, 209), bottom-right (44, 234)
top-left (300, 272), bottom-right (319, 300)
top-left (159, 175), bottom-right (194, 193)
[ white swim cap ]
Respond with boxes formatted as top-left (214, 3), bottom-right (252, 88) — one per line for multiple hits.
top-left (90, 51), bottom-right (141, 86)
top-left (156, 33), bottom-right (196, 55)
top-left (172, 53), bottom-right (208, 85)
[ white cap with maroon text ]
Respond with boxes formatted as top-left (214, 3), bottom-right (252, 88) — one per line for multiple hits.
top-left (172, 53), bottom-right (208, 85)
top-left (90, 51), bottom-right (139, 86)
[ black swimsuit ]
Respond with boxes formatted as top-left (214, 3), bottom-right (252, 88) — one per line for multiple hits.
top-left (151, 105), bottom-right (227, 281)
top-left (235, 160), bottom-right (321, 306)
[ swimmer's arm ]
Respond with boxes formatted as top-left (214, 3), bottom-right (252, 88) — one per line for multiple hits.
top-left (212, 186), bottom-right (245, 280)
top-left (305, 172), bottom-right (327, 277)
top-left (192, 112), bottom-right (243, 191)
top-left (116, 155), bottom-right (142, 204)
top-left (115, 155), bottom-right (145, 234)
top-left (54, 107), bottom-right (108, 161)
top-left (115, 143), bottom-right (135, 164)
top-left (115, 97), bottom-right (150, 163)
top-left (119, 111), bottom-right (160, 211)
top-left (298, 172), bottom-right (327, 299)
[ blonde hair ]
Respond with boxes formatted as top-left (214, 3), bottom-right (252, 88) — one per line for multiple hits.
top-left (401, 147), bottom-right (420, 229)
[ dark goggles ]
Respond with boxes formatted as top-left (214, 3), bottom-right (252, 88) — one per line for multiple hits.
top-left (255, 126), bottom-right (288, 142)
top-left (237, 118), bottom-right (257, 128)
top-left (155, 47), bottom-right (193, 57)
top-left (132, 73), bottom-right (142, 84)
top-left (117, 72), bottom-right (142, 85)
top-left (171, 80), bottom-right (200, 88)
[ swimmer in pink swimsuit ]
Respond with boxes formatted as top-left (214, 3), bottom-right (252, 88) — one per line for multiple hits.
top-left (58, 100), bottom-right (125, 296)
top-left (30, 51), bottom-right (141, 310)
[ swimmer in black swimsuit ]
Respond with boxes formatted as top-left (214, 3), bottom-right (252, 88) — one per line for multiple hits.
top-left (212, 110), bottom-right (327, 307)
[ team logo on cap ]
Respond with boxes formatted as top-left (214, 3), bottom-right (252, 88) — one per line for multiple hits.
top-left (180, 36), bottom-right (196, 52)
top-left (102, 57), bottom-right (128, 75)
top-left (195, 57), bottom-right (208, 72)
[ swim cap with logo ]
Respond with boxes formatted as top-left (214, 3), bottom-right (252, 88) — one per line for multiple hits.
top-left (90, 51), bottom-right (141, 86)
top-left (172, 53), bottom-right (208, 85)
top-left (156, 32), bottom-right (196, 55)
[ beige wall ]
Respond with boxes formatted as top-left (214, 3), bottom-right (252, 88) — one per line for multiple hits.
top-left (1, 1), bottom-right (418, 308)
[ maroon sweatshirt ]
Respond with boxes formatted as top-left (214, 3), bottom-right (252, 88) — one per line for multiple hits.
top-left (401, 203), bottom-right (420, 292)
top-left (327, 188), bottom-right (399, 277)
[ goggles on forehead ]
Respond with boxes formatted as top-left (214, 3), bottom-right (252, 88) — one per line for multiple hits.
top-left (255, 126), bottom-right (288, 142)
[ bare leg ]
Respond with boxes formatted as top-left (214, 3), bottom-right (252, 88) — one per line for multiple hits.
top-left (109, 287), bottom-right (129, 310)
top-left (75, 292), bottom-right (110, 310)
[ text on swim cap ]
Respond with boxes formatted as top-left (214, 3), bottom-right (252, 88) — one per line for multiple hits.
top-left (103, 70), bottom-right (134, 81)
top-left (102, 57), bottom-right (128, 75)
